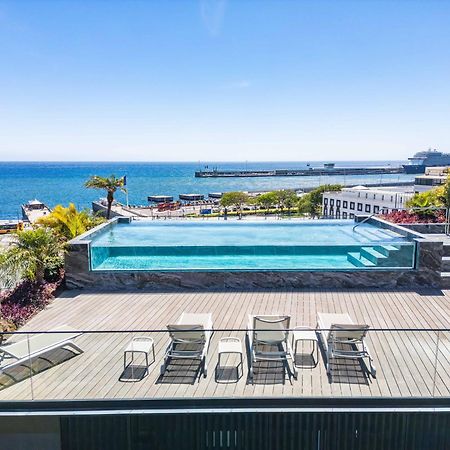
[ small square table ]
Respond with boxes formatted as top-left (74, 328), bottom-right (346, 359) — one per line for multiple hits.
top-left (123, 337), bottom-right (155, 376)
top-left (291, 327), bottom-right (319, 368)
top-left (217, 337), bottom-right (243, 379)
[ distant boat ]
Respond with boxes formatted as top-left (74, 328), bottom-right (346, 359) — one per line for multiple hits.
top-left (148, 195), bottom-right (174, 203)
top-left (21, 199), bottom-right (51, 223)
top-left (403, 148), bottom-right (450, 174)
top-left (179, 194), bottom-right (204, 201)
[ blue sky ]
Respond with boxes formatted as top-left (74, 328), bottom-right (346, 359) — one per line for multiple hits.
top-left (0, 0), bottom-right (449, 161)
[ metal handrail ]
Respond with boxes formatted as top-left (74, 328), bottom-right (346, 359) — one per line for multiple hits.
top-left (352, 214), bottom-right (376, 231)
top-left (1, 327), bottom-right (448, 335)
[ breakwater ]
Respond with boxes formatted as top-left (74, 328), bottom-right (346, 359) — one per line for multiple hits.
top-left (195, 166), bottom-right (404, 178)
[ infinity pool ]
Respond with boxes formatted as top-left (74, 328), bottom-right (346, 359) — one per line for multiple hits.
top-left (90, 220), bottom-right (415, 271)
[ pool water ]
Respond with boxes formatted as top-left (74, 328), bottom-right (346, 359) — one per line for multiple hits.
top-left (90, 220), bottom-right (415, 271)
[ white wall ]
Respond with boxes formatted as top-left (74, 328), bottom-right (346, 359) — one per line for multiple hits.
top-left (322, 188), bottom-right (414, 217)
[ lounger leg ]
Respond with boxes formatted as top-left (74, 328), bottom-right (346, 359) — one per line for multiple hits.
top-left (160, 357), bottom-right (167, 376)
top-left (65, 342), bottom-right (84, 355)
top-left (368, 357), bottom-right (377, 378)
top-left (363, 343), bottom-right (376, 378)
top-left (203, 357), bottom-right (208, 378)
top-left (326, 348), bottom-right (332, 375)
top-left (248, 352), bottom-right (254, 380)
top-left (287, 345), bottom-right (298, 380)
top-left (309, 340), bottom-right (319, 367)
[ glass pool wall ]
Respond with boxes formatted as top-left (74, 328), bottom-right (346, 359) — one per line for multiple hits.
top-left (89, 220), bottom-right (416, 272)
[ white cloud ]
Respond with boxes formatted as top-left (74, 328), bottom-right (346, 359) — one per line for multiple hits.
top-left (223, 80), bottom-right (252, 89)
top-left (200, 0), bottom-right (227, 36)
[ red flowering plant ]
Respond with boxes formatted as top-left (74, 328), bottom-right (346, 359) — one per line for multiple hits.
top-left (381, 209), bottom-right (446, 224)
top-left (381, 181), bottom-right (449, 225)
top-left (0, 277), bottom-right (63, 330)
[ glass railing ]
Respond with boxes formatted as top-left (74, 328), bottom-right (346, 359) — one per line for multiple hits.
top-left (0, 327), bottom-right (448, 401)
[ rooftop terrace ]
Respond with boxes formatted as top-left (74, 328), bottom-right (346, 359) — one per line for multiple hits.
top-left (0, 288), bottom-right (448, 402)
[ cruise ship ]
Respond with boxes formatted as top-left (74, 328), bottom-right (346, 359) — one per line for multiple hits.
top-left (403, 148), bottom-right (450, 173)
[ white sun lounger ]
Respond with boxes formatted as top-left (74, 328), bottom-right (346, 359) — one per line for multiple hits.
top-left (316, 313), bottom-right (376, 378)
top-left (247, 315), bottom-right (297, 380)
top-left (0, 325), bottom-right (83, 374)
top-left (162, 313), bottom-right (213, 378)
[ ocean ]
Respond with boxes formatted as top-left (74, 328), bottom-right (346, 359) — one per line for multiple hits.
top-left (0, 161), bottom-right (413, 219)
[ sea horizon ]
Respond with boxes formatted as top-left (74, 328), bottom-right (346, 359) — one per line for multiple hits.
top-left (0, 158), bottom-right (408, 163)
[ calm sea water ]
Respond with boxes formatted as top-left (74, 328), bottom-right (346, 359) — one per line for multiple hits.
top-left (0, 161), bottom-right (412, 219)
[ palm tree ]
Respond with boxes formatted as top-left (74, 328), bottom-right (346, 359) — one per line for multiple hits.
top-left (37, 203), bottom-right (105, 240)
top-left (85, 175), bottom-right (127, 219)
top-left (1, 228), bottom-right (64, 284)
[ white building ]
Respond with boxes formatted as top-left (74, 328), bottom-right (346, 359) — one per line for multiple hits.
top-left (322, 186), bottom-right (414, 218)
top-left (414, 166), bottom-right (449, 193)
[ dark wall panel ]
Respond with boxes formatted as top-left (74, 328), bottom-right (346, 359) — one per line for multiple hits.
top-left (60, 412), bottom-right (450, 450)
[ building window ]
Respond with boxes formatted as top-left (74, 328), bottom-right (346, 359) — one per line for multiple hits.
top-left (390, 196), bottom-right (394, 202)
top-left (415, 177), bottom-right (445, 186)
top-left (324, 198), bottom-right (328, 205)
top-left (349, 213), bottom-right (355, 218)
top-left (350, 202), bottom-right (355, 209)
top-left (343, 201), bottom-right (348, 208)
top-left (365, 193), bottom-right (368, 199)
top-left (374, 206), bottom-right (380, 214)
top-left (365, 204), bottom-right (371, 213)
top-left (381, 195), bottom-right (385, 200)
top-left (373, 194), bottom-right (376, 199)
top-left (336, 200), bottom-right (341, 207)
top-left (330, 199), bottom-right (334, 206)
top-left (357, 203), bottom-right (363, 211)
top-left (342, 212), bottom-right (348, 218)
top-left (382, 207), bottom-right (388, 214)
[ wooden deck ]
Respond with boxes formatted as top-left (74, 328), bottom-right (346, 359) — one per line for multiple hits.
top-left (0, 289), bottom-right (448, 401)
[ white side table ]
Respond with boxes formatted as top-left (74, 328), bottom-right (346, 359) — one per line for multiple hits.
top-left (124, 337), bottom-right (155, 376)
top-left (292, 327), bottom-right (319, 368)
top-left (218, 337), bottom-right (243, 379)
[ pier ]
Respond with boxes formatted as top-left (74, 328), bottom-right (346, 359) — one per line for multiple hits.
top-left (195, 166), bottom-right (404, 178)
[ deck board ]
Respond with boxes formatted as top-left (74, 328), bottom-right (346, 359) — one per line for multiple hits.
top-left (0, 288), bottom-right (449, 401)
